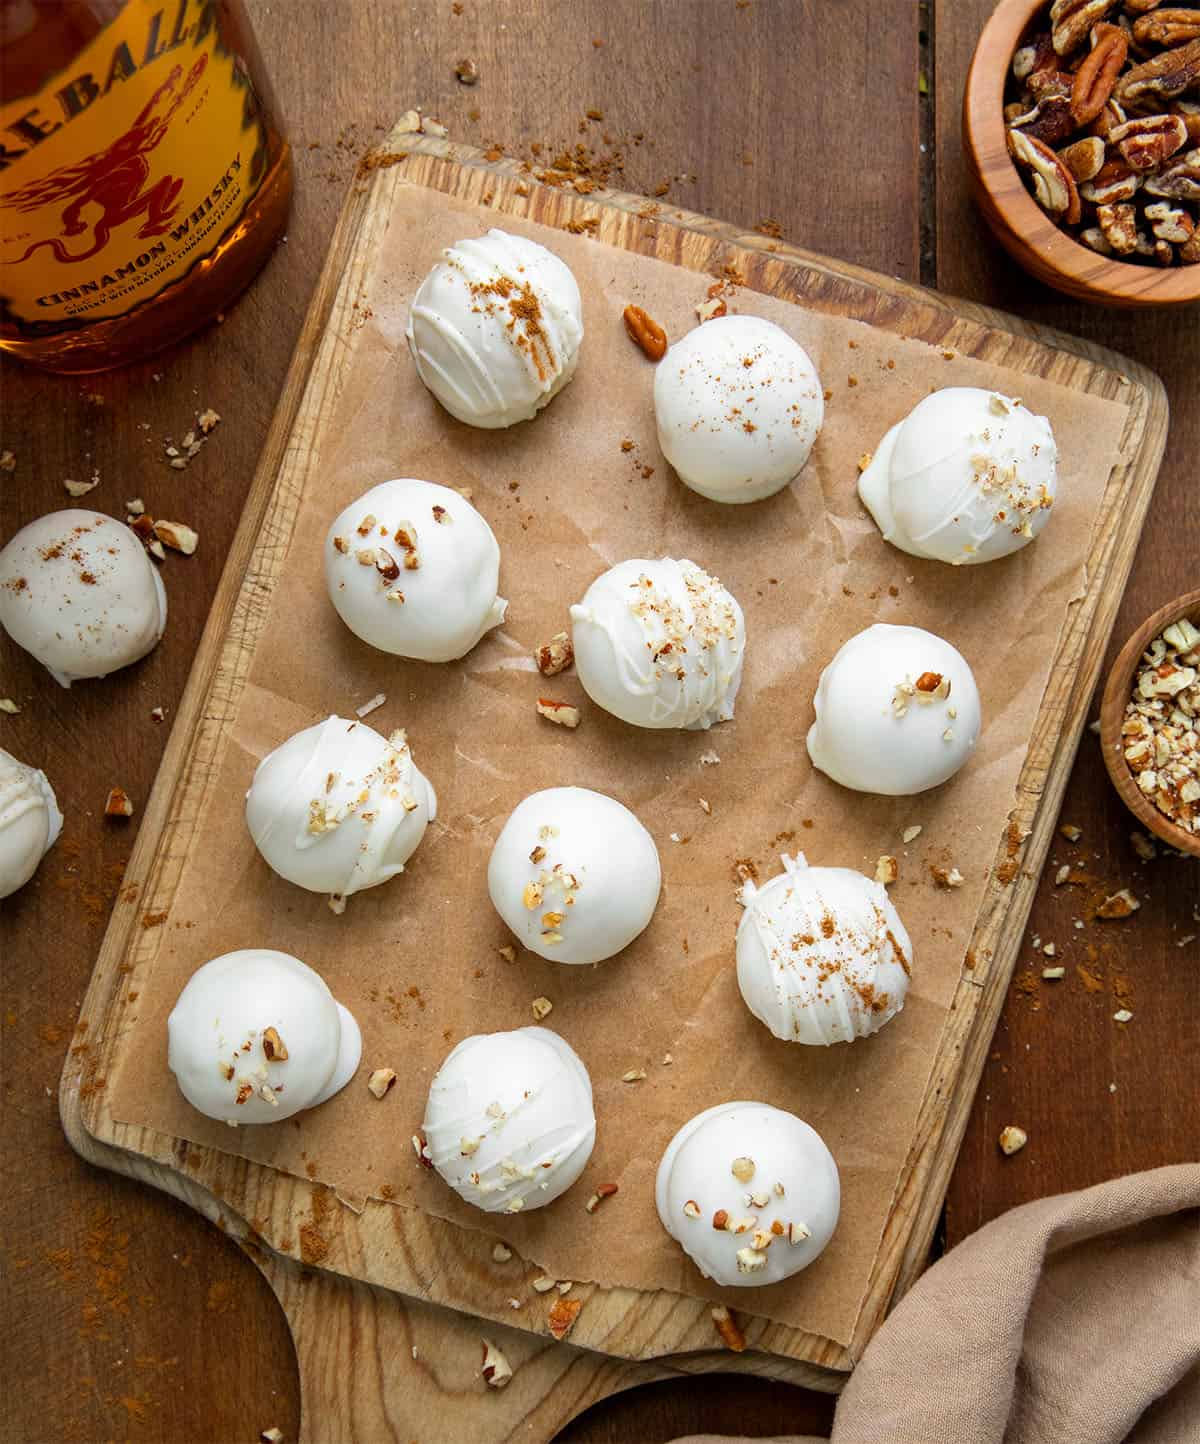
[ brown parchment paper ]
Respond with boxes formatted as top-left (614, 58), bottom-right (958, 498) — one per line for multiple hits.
top-left (108, 185), bottom-right (1131, 1349)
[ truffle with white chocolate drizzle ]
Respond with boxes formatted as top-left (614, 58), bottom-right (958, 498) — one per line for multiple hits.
top-left (0, 746), bottom-right (62, 900)
top-left (807, 623), bottom-right (981, 795)
top-left (245, 715), bottom-right (436, 909)
top-left (406, 229), bottom-right (583, 429)
top-left (570, 557), bottom-right (745, 730)
top-left (858, 388), bottom-right (1057, 565)
top-left (421, 1027), bottom-right (596, 1213)
top-left (736, 854), bottom-right (913, 1045)
top-left (655, 1101), bottom-right (840, 1286)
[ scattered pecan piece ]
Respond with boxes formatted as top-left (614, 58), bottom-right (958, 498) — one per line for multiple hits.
top-left (153, 519), bottom-right (199, 555)
top-left (105, 787), bottom-right (134, 817)
top-left (547, 1296), bottom-right (583, 1341)
top-left (1147, 199), bottom-right (1196, 240)
top-left (368, 1068), bottom-right (397, 1098)
top-left (622, 304), bottom-right (668, 361)
top-left (999, 1125), bottom-right (1029, 1155)
top-left (536, 698), bottom-right (581, 728)
top-left (711, 1305), bottom-right (747, 1352)
top-left (536, 631), bottom-right (574, 676)
top-left (584, 1182), bottom-right (618, 1213)
top-left (481, 1338), bottom-right (513, 1388)
top-left (1144, 150), bottom-right (1200, 199)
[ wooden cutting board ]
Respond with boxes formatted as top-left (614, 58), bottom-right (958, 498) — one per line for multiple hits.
top-left (60, 129), bottom-right (1168, 1443)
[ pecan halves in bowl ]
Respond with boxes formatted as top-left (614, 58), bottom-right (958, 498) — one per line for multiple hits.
top-left (1110, 112), bottom-right (1190, 168)
top-left (1114, 37), bottom-right (1200, 107)
top-left (1050, 0), bottom-right (1122, 55)
top-left (1132, 7), bottom-right (1200, 46)
top-left (1008, 127), bottom-right (1084, 223)
top-left (1071, 23), bottom-right (1129, 123)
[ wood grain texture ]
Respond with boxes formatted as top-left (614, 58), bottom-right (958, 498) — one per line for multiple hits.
top-left (937, 0), bottom-right (1200, 1252)
top-left (59, 123), bottom-right (1167, 1438)
top-left (1, 2), bottom-right (1193, 1441)
top-left (962, 0), bottom-right (1200, 307)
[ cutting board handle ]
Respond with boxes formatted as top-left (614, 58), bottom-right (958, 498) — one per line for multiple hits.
top-left (253, 1247), bottom-right (673, 1444)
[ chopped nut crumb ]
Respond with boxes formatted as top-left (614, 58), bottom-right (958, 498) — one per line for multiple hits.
top-left (355, 693), bottom-right (386, 718)
top-left (367, 1068), bottom-right (397, 1099)
top-left (262, 1026), bottom-right (288, 1061)
top-left (1113, 1009), bottom-right (1134, 1023)
top-left (683, 1199), bottom-right (702, 1219)
top-left (63, 477), bottom-right (99, 498)
top-left (0, 698), bottom-right (19, 715)
top-left (788, 1221), bottom-right (811, 1245)
top-left (1096, 889), bottom-right (1140, 920)
top-left (735, 1246), bottom-right (767, 1274)
top-left (730, 1156), bottom-right (755, 1183)
top-left (546, 1297), bottom-right (582, 1341)
top-left (536, 631), bottom-right (574, 676)
top-left (902, 824), bottom-right (922, 844)
top-left (491, 1242), bottom-right (512, 1263)
top-left (1060, 824), bottom-right (1082, 842)
top-left (711, 1304), bottom-right (746, 1352)
top-left (497, 944), bottom-right (516, 963)
top-left (585, 1182), bottom-right (618, 1213)
top-left (875, 855), bottom-right (899, 885)
top-left (481, 1338), bottom-right (513, 1389)
top-left (1054, 864), bottom-right (1071, 886)
top-left (261, 1430), bottom-right (284, 1443)
top-left (532, 1275), bottom-right (558, 1293)
top-left (531, 995), bottom-right (553, 1021)
top-left (104, 787), bottom-right (134, 818)
top-left (1042, 966), bottom-right (1066, 980)
top-left (999, 1125), bottom-right (1028, 1156)
top-left (621, 1068), bottom-right (647, 1083)
top-left (698, 797), bottom-right (712, 815)
top-left (536, 698), bottom-right (581, 728)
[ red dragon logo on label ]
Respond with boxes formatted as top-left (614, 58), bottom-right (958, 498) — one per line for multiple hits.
top-left (1, 55), bottom-right (207, 265)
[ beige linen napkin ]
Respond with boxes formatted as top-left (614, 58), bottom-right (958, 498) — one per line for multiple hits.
top-left (674, 1164), bottom-right (1200, 1444)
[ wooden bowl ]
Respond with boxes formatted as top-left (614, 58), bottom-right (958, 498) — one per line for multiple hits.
top-left (1099, 589), bottom-right (1200, 856)
top-left (963, 0), bottom-right (1200, 308)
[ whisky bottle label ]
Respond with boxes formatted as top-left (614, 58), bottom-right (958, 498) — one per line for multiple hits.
top-left (0, 0), bottom-right (269, 333)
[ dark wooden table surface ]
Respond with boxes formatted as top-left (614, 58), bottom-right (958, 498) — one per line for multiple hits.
top-left (2, 3), bottom-right (1196, 1441)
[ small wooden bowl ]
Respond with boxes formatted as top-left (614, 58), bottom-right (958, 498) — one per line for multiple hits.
top-left (963, 0), bottom-right (1200, 308)
top-left (1099, 589), bottom-right (1200, 856)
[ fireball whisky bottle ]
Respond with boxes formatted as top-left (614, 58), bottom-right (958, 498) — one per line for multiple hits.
top-left (0, 0), bottom-right (292, 372)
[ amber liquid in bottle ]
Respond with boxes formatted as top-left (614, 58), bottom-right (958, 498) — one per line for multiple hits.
top-left (0, 0), bottom-right (292, 372)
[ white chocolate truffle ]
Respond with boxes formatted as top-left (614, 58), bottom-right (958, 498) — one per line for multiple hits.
top-left (487, 786), bottom-right (661, 965)
top-left (807, 624), bottom-right (981, 796)
top-left (422, 1026), bottom-right (595, 1213)
top-left (167, 949), bottom-right (361, 1125)
top-left (656, 1102), bottom-right (840, 1286)
top-left (406, 229), bottom-right (583, 429)
top-left (858, 388), bottom-right (1057, 565)
top-left (736, 854), bottom-right (912, 1045)
top-left (0, 747), bottom-right (63, 900)
top-left (325, 479), bottom-right (507, 663)
top-left (245, 716), bottom-right (436, 905)
top-left (654, 315), bottom-right (824, 504)
top-left (0, 509), bottom-right (166, 687)
top-left (570, 557), bottom-right (746, 730)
